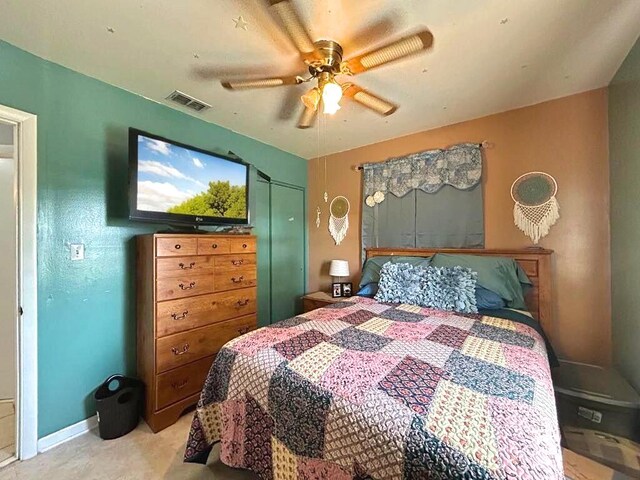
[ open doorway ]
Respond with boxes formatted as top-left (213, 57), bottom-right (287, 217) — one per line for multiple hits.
top-left (0, 104), bottom-right (37, 463)
top-left (0, 120), bottom-right (17, 464)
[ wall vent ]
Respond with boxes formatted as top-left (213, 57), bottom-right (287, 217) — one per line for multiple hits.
top-left (166, 90), bottom-right (211, 113)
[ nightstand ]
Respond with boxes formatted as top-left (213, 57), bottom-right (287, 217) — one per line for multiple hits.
top-left (301, 291), bottom-right (345, 312)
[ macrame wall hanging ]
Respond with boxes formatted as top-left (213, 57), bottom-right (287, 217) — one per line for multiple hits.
top-left (329, 196), bottom-right (350, 245)
top-left (511, 171), bottom-right (560, 244)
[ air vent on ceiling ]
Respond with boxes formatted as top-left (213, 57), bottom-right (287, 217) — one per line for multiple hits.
top-left (166, 90), bottom-right (211, 113)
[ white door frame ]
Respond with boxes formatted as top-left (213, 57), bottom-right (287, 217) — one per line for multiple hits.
top-left (0, 104), bottom-right (38, 460)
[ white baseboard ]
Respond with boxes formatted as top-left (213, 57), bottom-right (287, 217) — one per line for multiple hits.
top-left (0, 456), bottom-right (17, 468)
top-left (37, 415), bottom-right (98, 453)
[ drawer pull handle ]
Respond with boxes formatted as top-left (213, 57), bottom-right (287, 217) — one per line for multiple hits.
top-left (231, 259), bottom-right (244, 266)
top-left (178, 262), bottom-right (196, 270)
top-left (211, 243), bottom-right (218, 249)
top-left (171, 344), bottom-right (190, 356)
top-left (174, 244), bottom-right (181, 250)
top-left (237, 326), bottom-right (250, 335)
top-left (236, 299), bottom-right (250, 307)
top-left (171, 380), bottom-right (188, 390)
top-left (242, 243), bottom-right (248, 249)
top-left (231, 276), bottom-right (244, 284)
top-left (171, 310), bottom-right (188, 320)
top-left (179, 282), bottom-right (196, 290)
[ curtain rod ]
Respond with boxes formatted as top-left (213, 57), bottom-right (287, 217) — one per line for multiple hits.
top-left (352, 141), bottom-right (492, 171)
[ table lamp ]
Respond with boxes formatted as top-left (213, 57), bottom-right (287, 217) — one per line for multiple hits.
top-left (329, 260), bottom-right (350, 282)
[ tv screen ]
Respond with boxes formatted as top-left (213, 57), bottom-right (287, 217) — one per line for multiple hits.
top-left (129, 129), bottom-right (249, 226)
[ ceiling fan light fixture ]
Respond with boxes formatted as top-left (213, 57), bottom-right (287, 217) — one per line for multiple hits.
top-left (321, 81), bottom-right (343, 115)
top-left (322, 101), bottom-right (341, 115)
top-left (217, 3), bottom-right (434, 129)
top-left (301, 87), bottom-right (321, 110)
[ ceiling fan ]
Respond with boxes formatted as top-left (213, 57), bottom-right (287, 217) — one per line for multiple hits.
top-left (221, 0), bottom-right (434, 129)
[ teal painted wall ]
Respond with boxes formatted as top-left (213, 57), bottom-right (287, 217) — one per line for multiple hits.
top-left (0, 40), bottom-right (307, 437)
top-left (609, 36), bottom-right (640, 392)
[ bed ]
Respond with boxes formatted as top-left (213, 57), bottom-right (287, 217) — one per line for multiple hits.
top-left (184, 248), bottom-right (563, 479)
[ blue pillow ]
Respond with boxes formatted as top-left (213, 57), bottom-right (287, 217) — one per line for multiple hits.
top-left (475, 286), bottom-right (506, 310)
top-left (374, 263), bottom-right (427, 306)
top-left (374, 262), bottom-right (478, 314)
top-left (423, 266), bottom-right (478, 314)
top-left (431, 254), bottom-right (530, 309)
top-left (356, 283), bottom-right (378, 298)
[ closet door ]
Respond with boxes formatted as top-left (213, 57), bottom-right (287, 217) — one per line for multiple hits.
top-left (270, 184), bottom-right (305, 323)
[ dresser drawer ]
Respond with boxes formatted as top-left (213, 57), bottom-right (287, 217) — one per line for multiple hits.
top-left (156, 288), bottom-right (257, 337)
top-left (156, 238), bottom-right (197, 257)
top-left (214, 267), bottom-right (257, 291)
top-left (214, 254), bottom-right (257, 271)
top-left (156, 256), bottom-right (213, 279)
top-left (156, 314), bottom-right (257, 373)
top-left (197, 237), bottom-right (230, 255)
top-left (156, 273), bottom-right (214, 301)
top-left (229, 237), bottom-right (256, 254)
top-left (156, 355), bottom-right (213, 410)
top-left (210, 288), bottom-right (257, 320)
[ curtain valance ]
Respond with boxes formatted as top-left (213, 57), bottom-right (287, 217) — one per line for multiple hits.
top-left (362, 143), bottom-right (482, 197)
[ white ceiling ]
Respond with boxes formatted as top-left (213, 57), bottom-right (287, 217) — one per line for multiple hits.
top-left (1, 0), bottom-right (639, 159)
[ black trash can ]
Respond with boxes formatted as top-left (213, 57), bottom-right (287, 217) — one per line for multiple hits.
top-left (94, 374), bottom-right (143, 440)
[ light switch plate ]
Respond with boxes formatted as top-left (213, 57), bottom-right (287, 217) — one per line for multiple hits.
top-left (70, 243), bottom-right (85, 261)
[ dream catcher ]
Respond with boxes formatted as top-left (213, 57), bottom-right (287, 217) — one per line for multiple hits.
top-left (511, 172), bottom-right (559, 244)
top-left (329, 196), bottom-right (350, 245)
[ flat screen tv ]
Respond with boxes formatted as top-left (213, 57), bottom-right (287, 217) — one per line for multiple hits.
top-left (129, 128), bottom-right (249, 227)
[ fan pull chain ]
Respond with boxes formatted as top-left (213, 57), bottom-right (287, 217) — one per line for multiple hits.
top-left (315, 95), bottom-right (322, 227)
top-left (322, 113), bottom-right (328, 202)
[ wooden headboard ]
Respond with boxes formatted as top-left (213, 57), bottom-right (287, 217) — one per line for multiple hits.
top-left (365, 248), bottom-right (553, 334)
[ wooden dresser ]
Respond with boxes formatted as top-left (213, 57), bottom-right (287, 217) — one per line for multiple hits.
top-left (136, 233), bottom-right (257, 432)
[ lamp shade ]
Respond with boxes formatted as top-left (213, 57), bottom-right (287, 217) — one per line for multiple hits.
top-left (329, 259), bottom-right (350, 277)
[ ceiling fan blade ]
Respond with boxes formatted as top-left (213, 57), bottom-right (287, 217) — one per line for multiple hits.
top-left (221, 76), bottom-right (303, 90)
top-left (297, 105), bottom-right (317, 129)
top-left (268, 0), bottom-right (318, 61)
top-left (341, 30), bottom-right (433, 74)
top-left (343, 84), bottom-right (398, 116)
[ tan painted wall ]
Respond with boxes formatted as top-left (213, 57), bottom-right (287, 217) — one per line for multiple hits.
top-left (308, 88), bottom-right (611, 365)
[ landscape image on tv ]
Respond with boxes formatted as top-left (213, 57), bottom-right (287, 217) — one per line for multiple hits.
top-left (136, 135), bottom-right (247, 220)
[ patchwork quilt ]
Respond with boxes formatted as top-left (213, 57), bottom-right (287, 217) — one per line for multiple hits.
top-left (184, 296), bottom-right (563, 479)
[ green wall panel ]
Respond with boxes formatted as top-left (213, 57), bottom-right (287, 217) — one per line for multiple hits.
top-left (254, 179), bottom-right (273, 327)
top-left (609, 36), bottom-right (640, 392)
top-left (0, 40), bottom-right (307, 437)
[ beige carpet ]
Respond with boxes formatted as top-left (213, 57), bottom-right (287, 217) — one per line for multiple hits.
top-left (0, 414), bottom-right (256, 479)
top-left (0, 411), bottom-right (618, 479)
